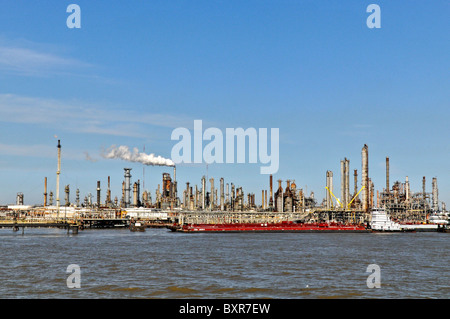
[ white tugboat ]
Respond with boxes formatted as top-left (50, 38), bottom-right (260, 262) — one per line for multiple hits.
top-left (370, 208), bottom-right (412, 232)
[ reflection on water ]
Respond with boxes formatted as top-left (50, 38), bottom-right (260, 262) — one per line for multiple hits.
top-left (0, 228), bottom-right (448, 298)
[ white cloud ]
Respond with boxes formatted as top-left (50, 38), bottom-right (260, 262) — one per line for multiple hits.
top-left (0, 93), bottom-right (196, 138)
top-left (0, 42), bottom-right (91, 76)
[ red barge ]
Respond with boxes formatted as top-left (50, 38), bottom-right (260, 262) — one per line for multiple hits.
top-left (168, 221), bottom-right (370, 233)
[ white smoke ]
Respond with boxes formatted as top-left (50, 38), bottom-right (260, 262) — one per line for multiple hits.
top-left (102, 145), bottom-right (175, 167)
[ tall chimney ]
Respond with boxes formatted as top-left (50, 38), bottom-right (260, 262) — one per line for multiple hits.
top-left (210, 178), bottom-right (214, 210)
top-left (97, 181), bottom-right (101, 208)
top-left (220, 178), bottom-right (224, 211)
top-left (201, 176), bottom-right (206, 210)
top-left (345, 158), bottom-right (350, 208)
top-left (386, 157), bottom-right (390, 194)
top-left (56, 140), bottom-right (61, 216)
top-left (133, 182), bottom-right (138, 207)
top-left (422, 176), bottom-right (426, 202)
top-left (269, 174), bottom-right (273, 208)
top-left (226, 183), bottom-right (229, 208)
top-left (362, 144), bottom-right (369, 211)
top-left (44, 177), bottom-right (48, 207)
top-left (326, 171), bottom-right (331, 209)
top-left (265, 190), bottom-right (268, 209)
top-left (340, 160), bottom-right (345, 208)
top-left (106, 176), bottom-right (111, 205)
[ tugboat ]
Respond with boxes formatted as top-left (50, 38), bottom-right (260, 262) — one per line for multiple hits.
top-left (370, 208), bottom-right (413, 232)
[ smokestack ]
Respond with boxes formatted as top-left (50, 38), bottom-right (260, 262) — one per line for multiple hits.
top-left (56, 140), bottom-right (61, 215)
top-left (201, 176), bottom-right (206, 210)
top-left (262, 190), bottom-right (265, 209)
top-left (265, 190), bottom-right (268, 209)
top-left (133, 182), bottom-right (138, 207)
top-left (185, 182), bottom-right (190, 208)
top-left (97, 181), bottom-right (101, 208)
top-left (340, 160), bottom-right (345, 209)
top-left (44, 177), bottom-right (47, 207)
top-left (220, 178), bottom-right (224, 211)
top-left (422, 176), bottom-right (426, 202)
top-left (386, 157), bottom-right (390, 194)
top-left (210, 178), bottom-right (214, 210)
top-left (326, 171), bottom-right (332, 209)
top-left (231, 183), bottom-right (235, 211)
top-left (137, 180), bottom-right (140, 207)
top-left (354, 169), bottom-right (358, 197)
top-left (269, 174), bottom-right (273, 208)
top-left (362, 144), bottom-right (369, 211)
top-left (106, 176), bottom-right (111, 205)
top-left (124, 168), bottom-right (132, 208)
top-left (345, 158), bottom-right (350, 209)
top-left (226, 183), bottom-right (229, 208)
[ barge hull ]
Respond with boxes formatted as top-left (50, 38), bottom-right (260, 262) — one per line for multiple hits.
top-left (169, 222), bottom-right (369, 233)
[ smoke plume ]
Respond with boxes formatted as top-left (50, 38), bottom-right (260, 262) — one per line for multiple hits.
top-left (102, 145), bottom-right (175, 167)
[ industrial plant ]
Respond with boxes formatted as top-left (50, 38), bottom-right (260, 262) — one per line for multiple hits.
top-left (0, 141), bottom-right (448, 232)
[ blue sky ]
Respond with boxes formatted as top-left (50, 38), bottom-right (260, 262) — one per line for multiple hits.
top-left (0, 1), bottom-right (448, 207)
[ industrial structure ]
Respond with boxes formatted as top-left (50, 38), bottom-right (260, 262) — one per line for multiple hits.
top-left (1, 141), bottom-right (447, 230)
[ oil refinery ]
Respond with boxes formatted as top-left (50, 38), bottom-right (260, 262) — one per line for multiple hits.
top-left (0, 141), bottom-right (448, 233)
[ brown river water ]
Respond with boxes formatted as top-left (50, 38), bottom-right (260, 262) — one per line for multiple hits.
top-left (0, 227), bottom-right (448, 299)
